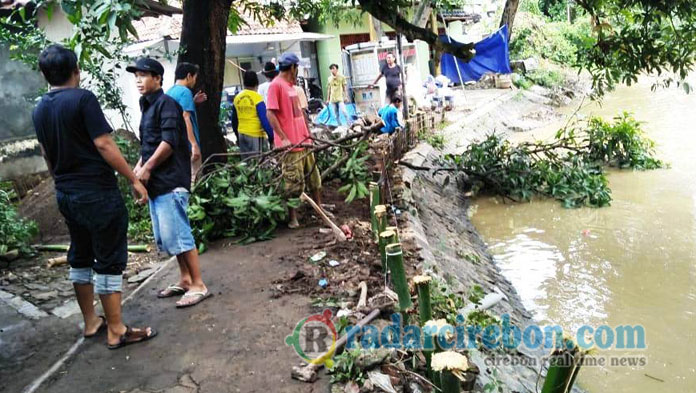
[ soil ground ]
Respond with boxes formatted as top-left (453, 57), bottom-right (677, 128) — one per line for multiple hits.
top-left (2, 181), bottom-right (407, 393)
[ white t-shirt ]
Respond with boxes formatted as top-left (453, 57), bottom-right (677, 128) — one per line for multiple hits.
top-left (258, 81), bottom-right (272, 102)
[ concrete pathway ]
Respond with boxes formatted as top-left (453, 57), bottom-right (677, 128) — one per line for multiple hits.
top-left (13, 228), bottom-right (329, 393)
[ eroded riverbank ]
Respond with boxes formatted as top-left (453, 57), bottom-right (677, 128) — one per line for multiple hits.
top-left (398, 81), bottom-right (589, 392)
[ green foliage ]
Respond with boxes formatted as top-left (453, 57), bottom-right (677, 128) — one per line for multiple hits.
top-left (430, 278), bottom-right (466, 325)
top-left (583, 113), bottom-right (664, 170)
top-left (467, 284), bottom-right (485, 305)
top-left (329, 346), bottom-right (367, 385)
top-left (418, 129), bottom-right (446, 150)
top-left (447, 113), bottom-right (664, 208)
top-left (0, 189), bottom-right (38, 258)
top-left (513, 75), bottom-right (534, 90)
top-left (574, 1), bottom-right (696, 95)
top-left (114, 135), bottom-right (152, 242)
top-left (525, 69), bottom-right (566, 88)
top-left (188, 153), bottom-right (299, 250)
top-left (336, 141), bottom-right (371, 203)
top-left (510, 12), bottom-right (592, 66)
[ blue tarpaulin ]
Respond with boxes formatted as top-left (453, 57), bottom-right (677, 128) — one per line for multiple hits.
top-left (440, 25), bottom-right (512, 84)
top-left (314, 103), bottom-right (358, 127)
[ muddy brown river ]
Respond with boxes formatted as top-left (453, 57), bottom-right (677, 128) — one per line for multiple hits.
top-left (471, 80), bottom-right (696, 392)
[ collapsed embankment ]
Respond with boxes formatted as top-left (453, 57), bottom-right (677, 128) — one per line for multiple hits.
top-left (398, 83), bottom-right (588, 392)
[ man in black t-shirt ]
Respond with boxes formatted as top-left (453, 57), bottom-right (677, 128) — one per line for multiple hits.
top-left (32, 45), bottom-right (156, 349)
top-left (369, 52), bottom-right (403, 104)
top-left (127, 58), bottom-right (210, 308)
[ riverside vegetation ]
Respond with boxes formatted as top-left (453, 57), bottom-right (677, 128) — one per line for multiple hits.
top-left (445, 113), bottom-right (664, 208)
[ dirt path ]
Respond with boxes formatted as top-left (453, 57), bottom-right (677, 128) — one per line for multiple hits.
top-left (32, 230), bottom-right (330, 393)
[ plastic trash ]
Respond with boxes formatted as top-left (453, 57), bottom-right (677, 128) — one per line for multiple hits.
top-left (367, 371), bottom-right (397, 393)
top-left (310, 251), bottom-right (327, 263)
top-left (329, 260), bottom-right (340, 267)
top-left (318, 278), bottom-right (328, 288)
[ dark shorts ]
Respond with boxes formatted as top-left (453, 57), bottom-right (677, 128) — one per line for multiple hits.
top-left (386, 86), bottom-right (400, 102)
top-left (56, 188), bottom-right (128, 276)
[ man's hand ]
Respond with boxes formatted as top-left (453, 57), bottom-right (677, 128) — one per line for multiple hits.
top-left (132, 179), bottom-right (148, 204)
top-left (194, 91), bottom-right (208, 104)
top-left (191, 143), bottom-right (201, 162)
top-left (344, 98), bottom-right (349, 104)
top-left (134, 165), bottom-right (151, 185)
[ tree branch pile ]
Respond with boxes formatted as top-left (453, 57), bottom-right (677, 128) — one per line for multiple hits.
top-left (420, 113), bottom-right (664, 208)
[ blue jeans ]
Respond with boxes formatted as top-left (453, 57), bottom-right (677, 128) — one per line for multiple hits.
top-left (149, 190), bottom-right (196, 256)
top-left (56, 188), bottom-right (127, 294)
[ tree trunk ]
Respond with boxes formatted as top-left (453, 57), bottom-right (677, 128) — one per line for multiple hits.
top-left (178, 0), bottom-right (231, 165)
top-left (499, 0), bottom-right (520, 39)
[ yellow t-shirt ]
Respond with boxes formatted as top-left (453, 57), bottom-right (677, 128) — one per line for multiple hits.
top-left (328, 74), bottom-right (346, 103)
top-left (233, 89), bottom-right (266, 138)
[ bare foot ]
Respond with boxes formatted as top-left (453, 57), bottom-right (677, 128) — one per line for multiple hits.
top-left (83, 315), bottom-right (106, 337)
top-left (288, 219), bottom-right (300, 229)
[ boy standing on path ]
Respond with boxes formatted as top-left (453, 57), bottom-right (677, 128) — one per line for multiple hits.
top-left (166, 62), bottom-right (207, 181)
top-left (326, 64), bottom-right (351, 125)
top-left (127, 58), bottom-right (210, 308)
top-left (32, 45), bottom-right (156, 349)
top-left (266, 52), bottom-right (322, 229)
top-left (232, 70), bottom-right (274, 158)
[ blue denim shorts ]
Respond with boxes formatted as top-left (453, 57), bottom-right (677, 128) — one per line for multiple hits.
top-left (149, 190), bottom-right (196, 256)
top-left (69, 268), bottom-right (123, 294)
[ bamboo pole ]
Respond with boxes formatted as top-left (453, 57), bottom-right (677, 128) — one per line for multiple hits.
top-left (35, 244), bottom-right (151, 253)
top-left (375, 204), bottom-right (387, 241)
top-left (385, 226), bottom-right (399, 242)
top-left (385, 243), bottom-right (412, 311)
top-left (414, 275), bottom-right (433, 325)
top-left (431, 351), bottom-right (469, 393)
top-left (379, 230), bottom-right (395, 272)
top-left (541, 339), bottom-right (584, 393)
top-left (370, 182), bottom-right (380, 237)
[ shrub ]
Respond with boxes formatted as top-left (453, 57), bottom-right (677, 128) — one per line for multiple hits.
top-left (0, 188), bottom-right (38, 258)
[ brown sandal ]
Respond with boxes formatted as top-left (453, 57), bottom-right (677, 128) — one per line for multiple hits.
top-left (107, 326), bottom-right (158, 350)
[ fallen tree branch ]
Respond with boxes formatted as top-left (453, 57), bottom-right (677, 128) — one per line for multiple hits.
top-left (292, 309), bottom-right (381, 383)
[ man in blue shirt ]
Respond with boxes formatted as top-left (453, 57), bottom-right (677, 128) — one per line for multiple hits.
top-left (166, 62), bottom-right (207, 181)
top-left (377, 95), bottom-right (404, 134)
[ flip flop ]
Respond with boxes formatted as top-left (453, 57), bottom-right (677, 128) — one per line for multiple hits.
top-left (175, 291), bottom-right (212, 308)
top-left (84, 316), bottom-right (107, 338)
top-left (157, 284), bottom-right (186, 298)
top-left (107, 326), bottom-right (158, 350)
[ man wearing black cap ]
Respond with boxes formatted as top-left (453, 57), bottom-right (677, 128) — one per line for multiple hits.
top-left (32, 44), bottom-right (156, 349)
top-left (127, 58), bottom-right (210, 308)
top-left (258, 61), bottom-right (278, 102)
top-left (266, 52), bottom-right (323, 228)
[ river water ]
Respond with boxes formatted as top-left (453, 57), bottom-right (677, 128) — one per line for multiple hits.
top-left (471, 80), bottom-right (696, 392)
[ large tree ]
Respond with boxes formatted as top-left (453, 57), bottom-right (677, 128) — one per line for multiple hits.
top-left (4, 0), bottom-right (696, 159)
top-left (177, 0), bottom-right (231, 164)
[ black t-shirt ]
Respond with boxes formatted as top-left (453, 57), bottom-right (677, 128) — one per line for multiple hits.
top-left (139, 89), bottom-right (191, 199)
top-left (380, 63), bottom-right (402, 91)
top-left (32, 88), bottom-right (118, 191)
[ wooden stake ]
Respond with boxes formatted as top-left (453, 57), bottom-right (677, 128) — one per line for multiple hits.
top-left (300, 192), bottom-right (347, 242)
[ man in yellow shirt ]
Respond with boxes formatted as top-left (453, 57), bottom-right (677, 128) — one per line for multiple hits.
top-left (232, 70), bottom-right (274, 158)
top-left (326, 64), bottom-right (352, 126)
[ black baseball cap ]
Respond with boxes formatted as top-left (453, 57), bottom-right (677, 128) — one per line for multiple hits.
top-left (126, 57), bottom-right (164, 76)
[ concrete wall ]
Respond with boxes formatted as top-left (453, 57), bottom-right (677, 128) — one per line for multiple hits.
top-left (0, 46), bottom-right (45, 142)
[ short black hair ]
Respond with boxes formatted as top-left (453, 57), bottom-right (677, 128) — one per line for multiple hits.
top-left (329, 64), bottom-right (339, 70)
top-left (392, 96), bottom-right (402, 103)
top-left (174, 62), bottom-right (199, 80)
top-left (38, 44), bottom-right (78, 86)
top-left (243, 70), bottom-right (259, 88)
